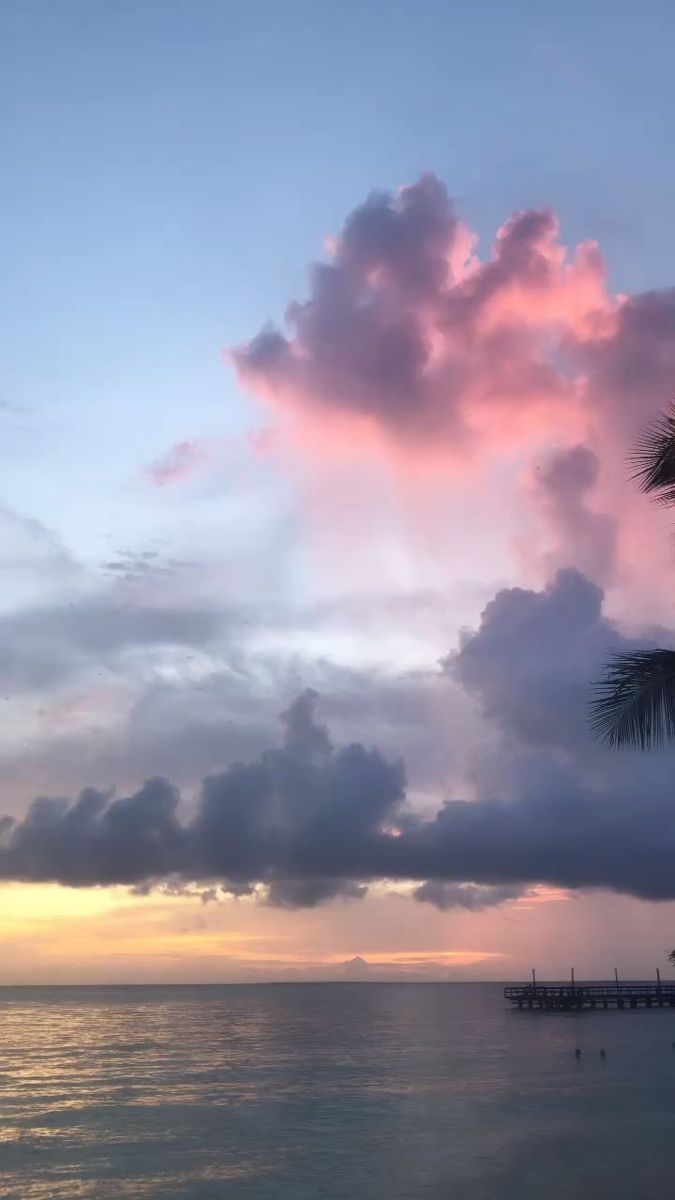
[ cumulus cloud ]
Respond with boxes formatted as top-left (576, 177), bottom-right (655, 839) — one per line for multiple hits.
top-left (578, 289), bottom-right (675, 434)
top-left (230, 171), bottom-right (675, 638)
top-left (343, 955), bottom-right (369, 978)
top-left (235, 173), bottom-right (675, 460)
top-left (3, 590), bottom-right (675, 906)
top-left (0, 689), bottom-right (405, 898)
top-left (234, 173), bottom-right (610, 449)
top-left (448, 568), bottom-right (621, 753)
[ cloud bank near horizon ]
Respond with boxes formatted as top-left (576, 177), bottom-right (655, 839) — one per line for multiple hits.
top-left (3, 570), bottom-right (675, 908)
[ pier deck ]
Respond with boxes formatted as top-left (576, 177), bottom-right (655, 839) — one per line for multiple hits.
top-left (504, 981), bottom-right (675, 1011)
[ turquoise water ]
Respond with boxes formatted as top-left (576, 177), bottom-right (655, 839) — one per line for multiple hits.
top-left (1, 983), bottom-right (675, 1198)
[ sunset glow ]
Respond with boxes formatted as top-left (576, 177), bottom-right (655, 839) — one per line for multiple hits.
top-left (3, 2), bottom-right (675, 988)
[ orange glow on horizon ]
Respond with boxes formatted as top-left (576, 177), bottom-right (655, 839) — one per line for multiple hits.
top-left (0, 884), bottom-right (505, 982)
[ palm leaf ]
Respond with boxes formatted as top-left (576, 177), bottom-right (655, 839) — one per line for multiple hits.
top-left (629, 403), bottom-right (675, 506)
top-left (590, 649), bottom-right (675, 749)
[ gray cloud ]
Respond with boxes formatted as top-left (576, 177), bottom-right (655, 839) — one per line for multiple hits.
top-left (413, 882), bottom-right (524, 911)
top-left (0, 599), bottom-right (229, 692)
top-left (0, 506), bottom-right (79, 610)
top-left (235, 175), bottom-right (457, 433)
top-left (265, 877), bottom-right (367, 909)
top-left (448, 568), bottom-right (621, 753)
top-left (3, 579), bottom-right (675, 907)
top-left (0, 647), bottom-right (468, 820)
top-left (0, 690), bottom-right (405, 901)
top-left (343, 955), bottom-right (369, 978)
top-left (532, 444), bottom-right (618, 583)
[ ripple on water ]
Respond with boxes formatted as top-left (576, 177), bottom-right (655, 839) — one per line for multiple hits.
top-left (1, 984), bottom-right (675, 1199)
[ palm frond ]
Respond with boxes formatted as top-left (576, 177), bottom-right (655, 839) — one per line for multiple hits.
top-left (629, 403), bottom-right (675, 506)
top-left (590, 649), bottom-right (675, 749)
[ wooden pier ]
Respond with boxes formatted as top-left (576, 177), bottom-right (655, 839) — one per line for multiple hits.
top-left (505, 978), bottom-right (675, 1011)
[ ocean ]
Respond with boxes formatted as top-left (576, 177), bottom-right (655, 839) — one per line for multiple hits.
top-left (1, 982), bottom-right (674, 1199)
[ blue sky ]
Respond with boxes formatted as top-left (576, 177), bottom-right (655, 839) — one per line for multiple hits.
top-left (4, 0), bottom-right (675, 555)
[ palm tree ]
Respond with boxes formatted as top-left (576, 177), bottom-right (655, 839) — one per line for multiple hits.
top-left (591, 406), bottom-right (675, 749)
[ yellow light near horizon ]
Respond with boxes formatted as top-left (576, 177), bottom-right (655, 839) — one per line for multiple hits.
top-left (0, 882), bottom-right (506, 982)
top-left (0, 882), bottom-right (130, 922)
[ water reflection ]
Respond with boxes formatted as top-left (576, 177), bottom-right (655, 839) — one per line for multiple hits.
top-left (1, 983), bottom-right (675, 1198)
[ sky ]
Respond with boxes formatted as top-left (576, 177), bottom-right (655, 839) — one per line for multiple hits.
top-left (3, 0), bottom-right (675, 983)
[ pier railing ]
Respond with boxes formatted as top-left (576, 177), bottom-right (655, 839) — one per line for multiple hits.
top-left (504, 980), bottom-right (675, 1011)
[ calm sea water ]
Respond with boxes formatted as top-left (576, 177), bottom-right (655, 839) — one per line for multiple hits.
top-left (1, 982), bottom-right (675, 1199)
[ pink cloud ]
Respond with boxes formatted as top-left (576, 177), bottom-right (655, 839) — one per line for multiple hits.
top-left (231, 174), bottom-right (675, 623)
top-left (232, 175), bottom-right (616, 457)
top-left (145, 440), bottom-right (213, 488)
top-left (517, 443), bottom-right (618, 585)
